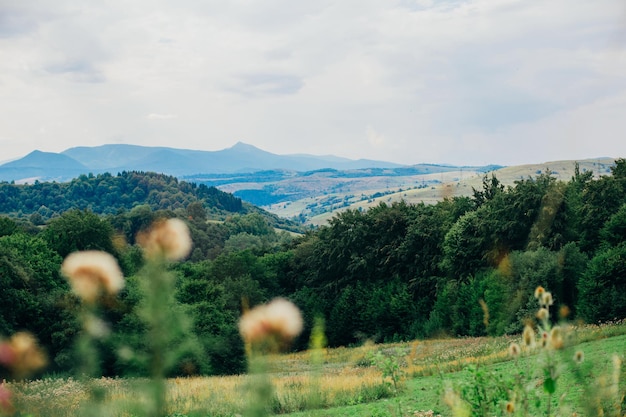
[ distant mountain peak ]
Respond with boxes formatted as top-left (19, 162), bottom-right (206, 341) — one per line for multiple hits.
top-left (2, 150), bottom-right (86, 169)
top-left (229, 141), bottom-right (261, 152)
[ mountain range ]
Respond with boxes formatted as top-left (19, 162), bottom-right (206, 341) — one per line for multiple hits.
top-left (0, 142), bottom-right (408, 183)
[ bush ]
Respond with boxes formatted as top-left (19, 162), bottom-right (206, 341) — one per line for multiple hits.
top-left (577, 243), bottom-right (626, 323)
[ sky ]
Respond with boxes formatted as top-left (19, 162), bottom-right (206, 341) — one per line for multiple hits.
top-left (1, 0), bottom-right (626, 166)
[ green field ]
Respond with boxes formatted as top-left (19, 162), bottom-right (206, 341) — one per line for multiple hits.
top-left (8, 321), bottom-right (625, 417)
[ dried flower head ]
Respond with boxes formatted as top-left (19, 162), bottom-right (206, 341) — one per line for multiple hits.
top-left (574, 350), bottom-right (584, 364)
top-left (534, 286), bottom-right (545, 299)
top-left (541, 292), bottom-right (554, 307)
top-left (508, 342), bottom-right (521, 357)
top-left (137, 218), bottom-right (192, 261)
top-left (3, 332), bottom-right (47, 378)
top-left (549, 326), bottom-right (564, 349)
top-left (522, 324), bottom-right (536, 348)
top-left (536, 308), bottom-right (549, 322)
top-left (239, 298), bottom-right (303, 349)
top-left (61, 251), bottom-right (124, 303)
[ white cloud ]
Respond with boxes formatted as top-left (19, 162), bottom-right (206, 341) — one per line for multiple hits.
top-left (146, 113), bottom-right (178, 120)
top-left (366, 126), bottom-right (387, 148)
top-left (1, 0), bottom-right (625, 166)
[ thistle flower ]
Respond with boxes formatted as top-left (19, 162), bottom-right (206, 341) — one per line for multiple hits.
top-left (137, 218), bottom-right (192, 261)
top-left (522, 324), bottom-right (536, 348)
top-left (537, 308), bottom-right (549, 322)
top-left (534, 286), bottom-right (545, 299)
top-left (541, 292), bottom-right (554, 307)
top-left (508, 342), bottom-right (521, 357)
top-left (549, 326), bottom-right (564, 349)
top-left (239, 298), bottom-right (303, 349)
top-left (61, 250), bottom-right (124, 303)
top-left (2, 332), bottom-right (47, 378)
top-left (574, 350), bottom-right (584, 364)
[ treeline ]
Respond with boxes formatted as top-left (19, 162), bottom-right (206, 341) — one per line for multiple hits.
top-left (284, 161), bottom-right (626, 344)
top-left (0, 171), bottom-right (243, 220)
top-left (1, 162), bottom-right (626, 378)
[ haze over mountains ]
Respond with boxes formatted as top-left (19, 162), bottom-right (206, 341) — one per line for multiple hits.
top-left (1, 142), bottom-right (619, 226)
top-left (0, 142), bottom-right (412, 183)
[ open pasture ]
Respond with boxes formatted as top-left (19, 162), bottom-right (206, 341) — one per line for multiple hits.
top-left (7, 321), bottom-right (625, 417)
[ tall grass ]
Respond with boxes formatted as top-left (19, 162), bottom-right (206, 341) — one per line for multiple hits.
top-left (5, 320), bottom-right (625, 416)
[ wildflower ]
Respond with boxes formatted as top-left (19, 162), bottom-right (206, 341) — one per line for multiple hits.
top-left (574, 350), bottom-right (584, 364)
top-left (61, 250), bottom-right (124, 303)
top-left (3, 332), bottom-right (47, 378)
top-left (239, 298), bottom-right (303, 348)
top-left (505, 401), bottom-right (515, 413)
top-left (549, 326), bottom-right (564, 349)
top-left (541, 292), bottom-right (554, 307)
top-left (508, 342), bottom-right (521, 357)
top-left (534, 286), bottom-right (545, 299)
top-left (559, 305), bottom-right (571, 319)
top-left (537, 308), bottom-right (549, 322)
top-left (522, 324), bottom-right (536, 348)
top-left (137, 218), bottom-right (192, 261)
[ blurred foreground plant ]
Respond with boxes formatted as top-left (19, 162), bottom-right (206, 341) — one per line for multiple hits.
top-left (124, 218), bottom-right (199, 417)
top-left (238, 297), bottom-right (303, 417)
top-left (0, 331), bottom-right (47, 415)
top-left (58, 217), bottom-right (197, 417)
top-left (443, 286), bottom-right (625, 416)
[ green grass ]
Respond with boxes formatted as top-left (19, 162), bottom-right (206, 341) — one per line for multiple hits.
top-left (6, 323), bottom-right (626, 417)
top-left (283, 327), bottom-right (626, 417)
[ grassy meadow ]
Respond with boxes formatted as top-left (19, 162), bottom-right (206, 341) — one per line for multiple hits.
top-left (7, 321), bottom-right (625, 417)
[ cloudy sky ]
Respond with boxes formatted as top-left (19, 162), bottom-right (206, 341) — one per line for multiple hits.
top-left (1, 1), bottom-right (626, 166)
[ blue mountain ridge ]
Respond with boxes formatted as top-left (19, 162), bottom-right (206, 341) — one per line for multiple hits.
top-left (0, 142), bottom-right (408, 182)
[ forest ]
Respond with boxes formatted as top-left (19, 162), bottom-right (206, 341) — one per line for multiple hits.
top-left (1, 160), bottom-right (625, 378)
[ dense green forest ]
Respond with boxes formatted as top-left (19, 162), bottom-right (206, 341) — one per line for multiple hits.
top-left (1, 162), bottom-right (625, 378)
top-left (0, 171), bottom-right (242, 218)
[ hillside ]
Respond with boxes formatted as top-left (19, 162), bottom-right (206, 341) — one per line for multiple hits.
top-left (262, 158), bottom-right (616, 226)
top-left (0, 171), bottom-right (240, 215)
